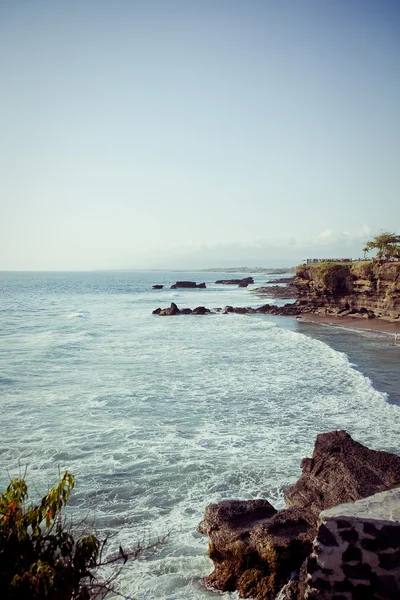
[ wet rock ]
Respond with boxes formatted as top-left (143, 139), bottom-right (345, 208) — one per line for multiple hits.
top-left (192, 306), bottom-right (210, 315)
top-left (199, 431), bottom-right (400, 600)
top-left (215, 277), bottom-right (254, 285)
top-left (198, 500), bottom-right (315, 600)
top-left (170, 281), bottom-right (206, 289)
top-left (152, 284), bottom-right (164, 289)
top-left (154, 302), bottom-right (181, 316)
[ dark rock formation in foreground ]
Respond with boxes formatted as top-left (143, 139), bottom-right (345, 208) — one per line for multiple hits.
top-left (285, 429), bottom-right (400, 516)
top-left (170, 281), bottom-right (206, 289)
top-left (215, 277), bottom-right (254, 286)
top-left (198, 431), bottom-right (400, 600)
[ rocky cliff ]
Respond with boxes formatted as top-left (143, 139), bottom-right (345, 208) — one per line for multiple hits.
top-left (198, 431), bottom-right (400, 600)
top-left (295, 261), bottom-right (400, 320)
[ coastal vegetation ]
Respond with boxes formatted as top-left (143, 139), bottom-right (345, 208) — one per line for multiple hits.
top-left (363, 231), bottom-right (400, 261)
top-left (0, 472), bottom-right (162, 599)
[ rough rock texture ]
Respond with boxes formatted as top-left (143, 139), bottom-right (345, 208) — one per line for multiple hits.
top-left (199, 431), bottom-right (400, 600)
top-left (285, 430), bottom-right (400, 516)
top-left (251, 283), bottom-right (299, 299)
top-left (198, 500), bottom-right (315, 599)
top-left (170, 281), bottom-right (206, 289)
top-left (295, 261), bottom-right (400, 320)
top-left (215, 277), bottom-right (254, 285)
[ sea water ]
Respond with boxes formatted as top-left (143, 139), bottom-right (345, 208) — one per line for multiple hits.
top-left (1, 270), bottom-right (399, 599)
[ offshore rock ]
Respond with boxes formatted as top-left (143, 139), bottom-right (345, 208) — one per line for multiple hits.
top-left (285, 430), bottom-right (400, 516)
top-left (152, 303), bottom-right (210, 316)
top-left (152, 284), bottom-right (164, 289)
top-left (215, 277), bottom-right (254, 285)
top-left (192, 306), bottom-right (210, 315)
top-left (170, 281), bottom-right (206, 289)
top-left (199, 431), bottom-right (400, 600)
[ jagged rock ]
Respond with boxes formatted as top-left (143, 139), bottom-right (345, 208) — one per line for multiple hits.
top-left (223, 306), bottom-right (234, 313)
top-left (268, 277), bottom-right (295, 284)
top-left (153, 303), bottom-right (211, 316)
top-left (153, 302), bottom-right (181, 316)
top-left (285, 430), bottom-right (400, 516)
top-left (198, 500), bottom-right (277, 592)
top-left (152, 284), bottom-right (164, 289)
top-left (170, 281), bottom-right (206, 289)
top-left (251, 284), bottom-right (298, 299)
top-left (199, 431), bottom-right (400, 600)
top-left (198, 500), bottom-right (315, 599)
top-left (192, 306), bottom-right (210, 315)
top-left (215, 277), bottom-right (254, 285)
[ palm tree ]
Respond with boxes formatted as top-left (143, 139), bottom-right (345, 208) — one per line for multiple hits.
top-left (363, 231), bottom-right (400, 261)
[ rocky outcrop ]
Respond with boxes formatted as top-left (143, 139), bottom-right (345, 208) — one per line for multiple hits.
top-left (152, 303), bottom-right (210, 316)
top-left (222, 303), bottom-right (301, 316)
top-left (152, 284), bottom-right (164, 289)
top-left (215, 277), bottom-right (254, 285)
top-left (268, 277), bottom-right (295, 284)
top-left (170, 281), bottom-right (206, 289)
top-left (152, 303), bottom-right (301, 316)
top-left (199, 431), bottom-right (400, 600)
top-left (251, 284), bottom-right (298, 299)
top-left (295, 261), bottom-right (400, 320)
top-left (285, 430), bottom-right (400, 516)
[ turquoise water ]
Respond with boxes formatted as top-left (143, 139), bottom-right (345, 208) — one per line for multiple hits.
top-left (1, 271), bottom-right (399, 599)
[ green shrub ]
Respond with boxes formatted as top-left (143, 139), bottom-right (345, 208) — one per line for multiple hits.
top-left (0, 472), bottom-right (164, 599)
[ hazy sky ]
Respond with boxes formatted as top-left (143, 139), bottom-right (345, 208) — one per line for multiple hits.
top-left (1, 0), bottom-right (399, 269)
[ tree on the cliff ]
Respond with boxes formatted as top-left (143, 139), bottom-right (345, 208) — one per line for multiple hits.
top-left (0, 471), bottom-right (164, 599)
top-left (363, 231), bottom-right (400, 260)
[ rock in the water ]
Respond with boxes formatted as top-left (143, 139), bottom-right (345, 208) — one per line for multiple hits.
top-left (170, 281), bottom-right (206, 289)
top-left (215, 277), bottom-right (254, 285)
top-left (198, 500), bottom-right (315, 599)
top-left (154, 302), bottom-right (181, 316)
top-left (153, 303), bottom-right (211, 315)
top-left (152, 284), bottom-right (164, 289)
top-left (285, 430), bottom-right (400, 515)
top-left (199, 431), bottom-right (400, 600)
top-left (192, 306), bottom-right (210, 315)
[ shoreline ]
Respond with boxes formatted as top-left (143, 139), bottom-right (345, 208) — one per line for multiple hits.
top-left (297, 313), bottom-right (400, 336)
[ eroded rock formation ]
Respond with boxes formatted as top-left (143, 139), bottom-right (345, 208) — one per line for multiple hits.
top-left (295, 261), bottom-right (400, 320)
top-left (199, 431), bottom-right (400, 600)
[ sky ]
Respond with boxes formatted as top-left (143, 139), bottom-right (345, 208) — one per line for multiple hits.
top-left (1, 0), bottom-right (399, 270)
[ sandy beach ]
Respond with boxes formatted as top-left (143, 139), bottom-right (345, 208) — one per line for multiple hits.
top-left (298, 313), bottom-right (400, 337)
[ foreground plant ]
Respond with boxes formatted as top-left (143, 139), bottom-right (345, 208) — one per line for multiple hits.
top-left (0, 471), bottom-right (163, 599)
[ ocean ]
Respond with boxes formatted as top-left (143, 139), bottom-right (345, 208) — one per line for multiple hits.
top-left (1, 270), bottom-right (399, 599)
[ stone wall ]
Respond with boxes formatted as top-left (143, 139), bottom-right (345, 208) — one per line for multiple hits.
top-left (305, 487), bottom-right (400, 599)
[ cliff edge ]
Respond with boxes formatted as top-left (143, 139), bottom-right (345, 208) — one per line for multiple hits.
top-left (295, 261), bottom-right (400, 321)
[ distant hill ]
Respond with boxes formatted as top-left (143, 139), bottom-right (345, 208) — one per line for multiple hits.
top-left (195, 266), bottom-right (296, 274)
